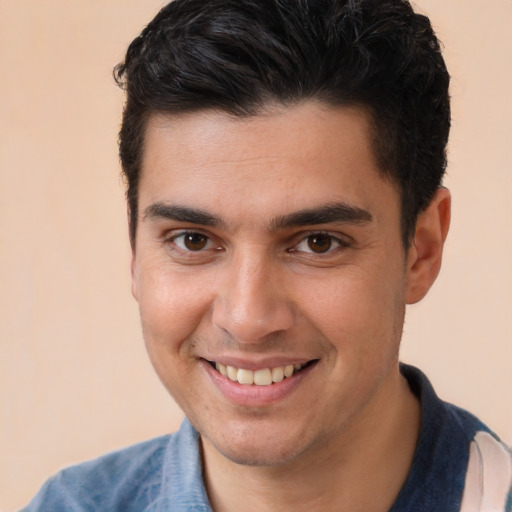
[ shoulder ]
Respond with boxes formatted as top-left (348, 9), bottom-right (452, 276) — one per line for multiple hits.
top-left (22, 419), bottom-right (211, 512)
top-left (458, 426), bottom-right (512, 512)
top-left (442, 399), bottom-right (512, 511)
top-left (22, 434), bottom-right (171, 512)
top-left (396, 364), bottom-right (512, 511)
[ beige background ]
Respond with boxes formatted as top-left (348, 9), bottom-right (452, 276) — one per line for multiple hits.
top-left (0, 1), bottom-right (511, 510)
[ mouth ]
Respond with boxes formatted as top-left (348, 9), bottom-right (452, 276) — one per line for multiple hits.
top-left (207, 360), bottom-right (317, 386)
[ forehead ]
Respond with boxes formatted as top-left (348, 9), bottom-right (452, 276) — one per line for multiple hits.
top-left (139, 103), bottom-right (399, 225)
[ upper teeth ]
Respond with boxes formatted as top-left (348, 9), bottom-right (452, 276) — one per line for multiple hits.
top-left (215, 362), bottom-right (305, 386)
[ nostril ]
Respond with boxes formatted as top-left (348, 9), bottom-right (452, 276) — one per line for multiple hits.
top-left (211, 297), bottom-right (295, 344)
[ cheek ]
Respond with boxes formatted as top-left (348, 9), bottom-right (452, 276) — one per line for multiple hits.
top-left (300, 265), bottom-right (406, 356)
top-left (135, 266), bottom-right (217, 410)
top-left (136, 263), bottom-right (214, 354)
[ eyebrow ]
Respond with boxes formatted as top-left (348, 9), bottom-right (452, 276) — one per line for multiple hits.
top-left (270, 202), bottom-right (373, 230)
top-left (143, 202), bottom-right (225, 228)
top-left (143, 201), bottom-right (372, 230)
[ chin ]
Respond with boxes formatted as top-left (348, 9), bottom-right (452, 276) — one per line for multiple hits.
top-left (201, 421), bottom-right (317, 468)
top-left (216, 441), bottom-right (308, 467)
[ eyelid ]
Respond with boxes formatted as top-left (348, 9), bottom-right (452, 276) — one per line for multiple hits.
top-left (164, 229), bottom-right (220, 252)
top-left (161, 228), bottom-right (350, 256)
top-left (290, 231), bottom-right (351, 255)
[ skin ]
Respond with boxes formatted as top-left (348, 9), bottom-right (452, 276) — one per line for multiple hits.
top-left (131, 102), bottom-right (451, 511)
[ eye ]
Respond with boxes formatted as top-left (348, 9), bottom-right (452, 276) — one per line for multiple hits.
top-left (172, 232), bottom-right (213, 251)
top-left (294, 233), bottom-right (343, 254)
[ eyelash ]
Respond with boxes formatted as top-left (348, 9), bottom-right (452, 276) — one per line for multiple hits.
top-left (165, 230), bottom-right (349, 258)
top-left (167, 231), bottom-right (219, 253)
top-left (289, 232), bottom-right (349, 256)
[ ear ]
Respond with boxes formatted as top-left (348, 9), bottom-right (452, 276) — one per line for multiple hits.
top-left (128, 206), bottom-right (139, 302)
top-left (131, 254), bottom-right (139, 302)
top-left (405, 188), bottom-right (451, 304)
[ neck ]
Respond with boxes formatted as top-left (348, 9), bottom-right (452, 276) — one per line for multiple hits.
top-left (202, 368), bottom-right (420, 512)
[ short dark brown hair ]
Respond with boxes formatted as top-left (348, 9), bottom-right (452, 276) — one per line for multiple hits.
top-left (115, 0), bottom-right (450, 247)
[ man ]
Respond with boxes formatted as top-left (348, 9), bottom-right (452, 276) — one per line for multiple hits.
top-left (24, 0), bottom-right (512, 510)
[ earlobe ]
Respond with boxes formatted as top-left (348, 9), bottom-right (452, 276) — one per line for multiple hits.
top-left (405, 188), bottom-right (451, 304)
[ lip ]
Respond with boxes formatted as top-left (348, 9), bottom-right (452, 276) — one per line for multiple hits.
top-left (200, 358), bottom-right (318, 407)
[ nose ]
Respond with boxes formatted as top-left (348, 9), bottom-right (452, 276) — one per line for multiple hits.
top-left (212, 249), bottom-right (294, 343)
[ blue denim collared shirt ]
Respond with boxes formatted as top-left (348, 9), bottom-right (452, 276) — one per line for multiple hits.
top-left (24, 418), bottom-right (210, 512)
top-left (23, 366), bottom-right (512, 512)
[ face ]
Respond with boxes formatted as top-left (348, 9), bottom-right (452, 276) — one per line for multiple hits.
top-left (132, 103), bottom-right (411, 467)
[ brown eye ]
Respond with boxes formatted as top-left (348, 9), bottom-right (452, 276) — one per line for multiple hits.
top-left (184, 233), bottom-right (208, 250)
top-left (293, 233), bottom-right (343, 255)
top-left (174, 232), bottom-right (210, 251)
top-left (307, 234), bottom-right (333, 253)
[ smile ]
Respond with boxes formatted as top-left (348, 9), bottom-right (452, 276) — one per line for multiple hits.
top-left (211, 361), bottom-right (311, 386)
